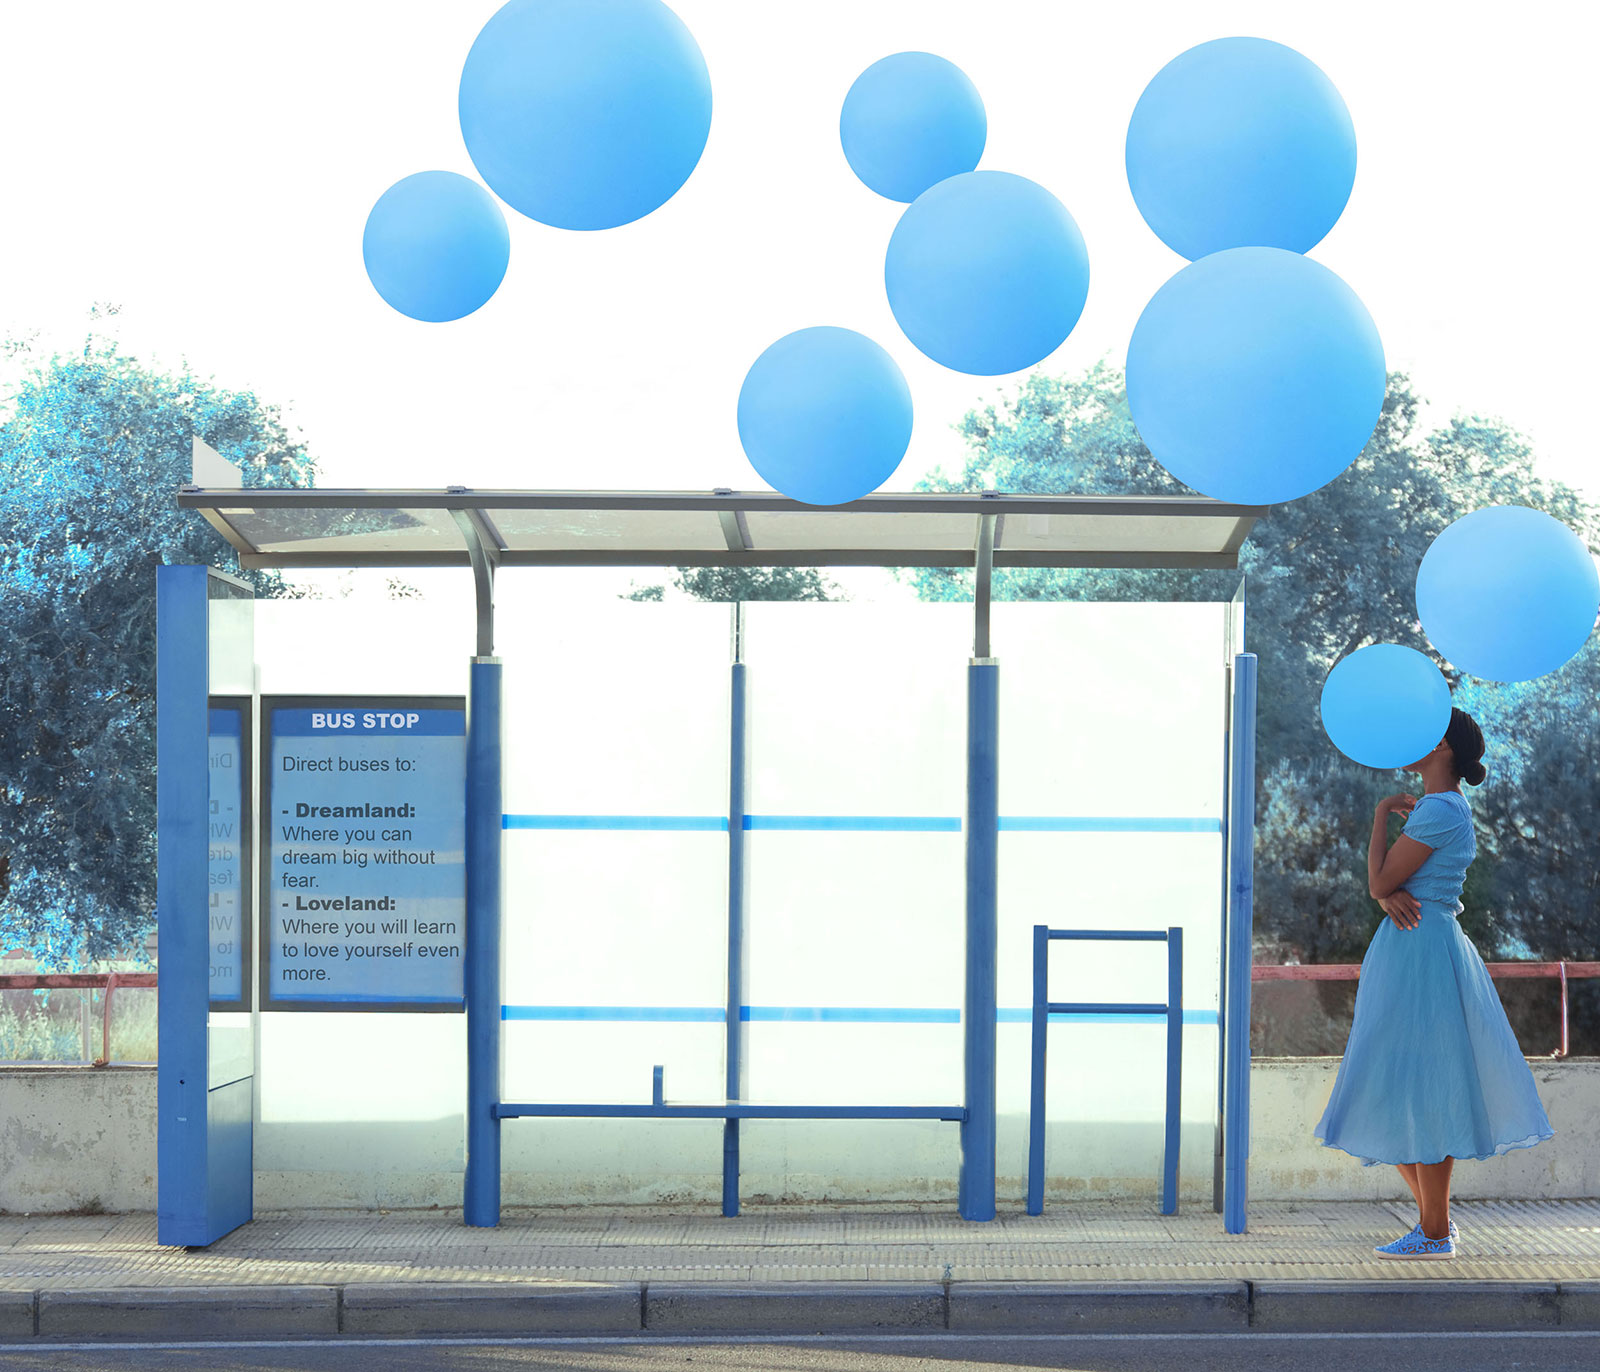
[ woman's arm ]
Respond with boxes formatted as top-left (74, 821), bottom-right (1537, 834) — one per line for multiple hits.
top-left (1368, 793), bottom-right (1434, 900)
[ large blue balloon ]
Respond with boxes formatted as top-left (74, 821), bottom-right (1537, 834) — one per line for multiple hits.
top-left (1321, 644), bottom-right (1453, 771)
top-left (1126, 37), bottom-right (1356, 260)
top-left (885, 171), bottom-right (1089, 376)
top-left (458, 0), bottom-right (712, 231)
top-left (1126, 247), bottom-right (1384, 505)
top-left (737, 328), bottom-right (913, 506)
top-left (362, 171), bottom-right (510, 323)
top-left (1417, 506), bottom-right (1600, 682)
top-left (840, 52), bottom-right (986, 203)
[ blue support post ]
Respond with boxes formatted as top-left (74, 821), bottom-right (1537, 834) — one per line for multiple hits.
top-left (1223, 653), bottom-right (1258, 1234)
top-left (1026, 923), bottom-right (1048, 1215)
top-left (723, 650), bottom-right (749, 1218)
top-left (156, 566), bottom-right (211, 1247)
top-left (464, 657), bottom-right (503, 1227)
top-left (959, 661), bottom-right (999, 1222)
top-left (1162, 926), bottom-right (1183, 1216)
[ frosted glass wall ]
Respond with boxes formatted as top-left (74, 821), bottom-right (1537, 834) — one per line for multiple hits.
top-left (498, 595), bottom-right (733, 1107)
top-left (992, 602), bottom-right (1227, 1190)
top-left (740, 603), bottom-right (970, 1108)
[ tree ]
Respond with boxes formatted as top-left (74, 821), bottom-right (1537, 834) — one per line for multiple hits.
top-left (625, 564), bottom-right (843, 602)
top-left (902, 363), bottom-right (1600, 987)
top-left (0, 334), bottom-right (317, 966)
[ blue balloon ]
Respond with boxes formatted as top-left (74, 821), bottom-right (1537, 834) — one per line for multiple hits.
top-left (458, 0), bottom-right (712, 231)
top-left (1126, 247), bottom-right (1384, 504)
top-left (885, 171), bottom-right (1089, 376)
top-left (1417, 506), bottom-right (1600, 682)
top-left (840, 52), bottom-right (986, 203)
top-left (737, 328), bottom-right (913, 506)
top-left (1321, 645), bottom-right (1453, 771)
top-left (362, 171), bottom-right (510, 323)
top-left (1126, 37), bottom-right (1356, 260)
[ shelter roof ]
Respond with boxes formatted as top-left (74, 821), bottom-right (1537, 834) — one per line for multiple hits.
top-left (178, 485), bottom-right (1262, 571)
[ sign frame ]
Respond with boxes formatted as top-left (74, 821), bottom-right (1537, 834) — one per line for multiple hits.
top-left (257, 693), bottom-right (467, 1014)
top-left (207, 696), bottom-right (254, 1011)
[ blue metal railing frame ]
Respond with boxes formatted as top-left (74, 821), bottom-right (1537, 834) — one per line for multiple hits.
top-left (1027, 923), bottom-right (1184, 1217)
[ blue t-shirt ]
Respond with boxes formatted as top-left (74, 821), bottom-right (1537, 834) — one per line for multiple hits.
top-left (1400, 790), bottom-right (1477, 907)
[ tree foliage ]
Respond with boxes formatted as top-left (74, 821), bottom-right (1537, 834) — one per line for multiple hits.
top-left (901, 364), bottom-right (1599, 978)
top-left (0, 335), bottom-right (317, 965)
top-left (625, 564), bottom-right (843, 602)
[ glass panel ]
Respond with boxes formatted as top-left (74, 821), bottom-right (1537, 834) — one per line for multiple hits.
top-left (992, 601), bottom-right (1227, 1184)
top-left (493, 507), bottom-right (726, 553)
top-left (742, 510), bottom-right (977, 552)
top-left (742, 603), bottom-right (969, 1108)
top-left (216, 505), bottom-right (460, 557)
top-left (997, 513), bottom-right (1235, 555)
top-left (497, 597), bottom-right (732, 1100)
top-left (256, 1014), bottom-right (466, 1178)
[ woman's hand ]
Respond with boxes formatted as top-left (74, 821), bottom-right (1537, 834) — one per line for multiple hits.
top-left (1378, 793), bottom-right (1417, 821)
top-left (1380, 889), bottom-right (1421, 931)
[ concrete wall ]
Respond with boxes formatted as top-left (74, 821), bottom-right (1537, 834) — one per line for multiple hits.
top-left (3, 1059), bottom-right (1596, 1214)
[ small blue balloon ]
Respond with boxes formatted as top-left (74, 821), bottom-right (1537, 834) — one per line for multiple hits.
top-left (362, 171), bottom-right (510, 323)
top-left (1126, 37), bottom-right (1356, 260)
top-left (459, 0), bottom-right (712, 231)
top-left (885, 171), bottom-right (1089, 376)
top-left (1417, 506), bottom-right (1600, 682)
top-left (737, 328), bottom-right (913, 506)
top-left (1126, 247), bottom-right (1384, 504)
top-left (840, 52), bottom-right (986, 203)
top-left (1321, 645), bottom-right (1453, 771)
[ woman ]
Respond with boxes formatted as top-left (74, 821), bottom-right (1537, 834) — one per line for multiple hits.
top-left (1315, 707), bottom-right (1554, 1260)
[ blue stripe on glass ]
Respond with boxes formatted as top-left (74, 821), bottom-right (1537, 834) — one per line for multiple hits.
top-left (500, 1005), bottom-right (1220, 1025)
top-left (502, 1006), bottom-right (726, 1022)
top-left (503, 815), bottom-right (1220, 832)
top-left (742, 1006), bottom-right (960, 1023)
top-left (744, 816), bottom-right (961, 832)
top-left (503, 815), bottom-right (729, 831)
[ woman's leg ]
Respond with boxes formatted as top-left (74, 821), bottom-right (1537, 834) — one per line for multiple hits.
top-left (1415, 1157), bottom-right (1454, 1240)
top-left (1395, 1163), bottom-right (1423, 1215)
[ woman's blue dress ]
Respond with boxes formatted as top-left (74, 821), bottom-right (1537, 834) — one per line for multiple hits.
top-left (1315, 790), bottom-right (1554, 1167)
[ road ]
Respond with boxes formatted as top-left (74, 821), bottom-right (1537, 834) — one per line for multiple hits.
top-left (1, 1332), bottom-right (1597, 1372)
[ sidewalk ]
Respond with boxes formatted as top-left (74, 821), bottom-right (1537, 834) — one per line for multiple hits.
top-left (3, 1198), bottom-right (1598, 1340)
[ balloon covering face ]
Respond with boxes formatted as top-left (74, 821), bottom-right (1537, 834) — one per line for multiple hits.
top-left (884, 170), bottom-right (1090, 376)
top-left (1126, 247), bottom-right (1385, 505)
top-left (1126, 36), bottom-right (1357, 261)
top-left (1320, 644), bottom-right (1453, 771)
top-left (1417, 505), bottom-right (1600, 683)
top-left (458, 0), bottom-right (712, 231)
top-left (840, 52), bottom-right (987, 203)
top-left (737, 327), bottom-right (913, 506)
top-left (362, 171), bottom-right (510, 323)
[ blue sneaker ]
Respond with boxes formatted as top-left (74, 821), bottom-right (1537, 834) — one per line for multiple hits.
top-left (1375, 1224), bottom-right (1455, 1260)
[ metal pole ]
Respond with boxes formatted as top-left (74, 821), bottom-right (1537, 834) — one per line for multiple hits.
top-left (959, 659), bottom-right (999, 1221)
top-left (722, 617), bottom-right (749, 1218)
top-left (1163, 926), bottom-right (1183, 1216)
top-left (1026, 924), bottom-right (1048, 1215)
top-left (463, 656), bottom-right (504, 1227)
top-left (1223, 653), bottom-right (1257, 1234)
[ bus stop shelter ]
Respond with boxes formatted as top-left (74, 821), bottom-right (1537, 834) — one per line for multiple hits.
top-left (158, 470), bottom-right (1261, 1246)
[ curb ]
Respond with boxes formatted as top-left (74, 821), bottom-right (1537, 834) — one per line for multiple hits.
top-left (2, 1279), bottom-right (1598, 1341)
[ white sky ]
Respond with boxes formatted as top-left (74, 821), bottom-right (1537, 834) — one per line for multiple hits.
top-left (1, 0), bottom-right (1594, 603)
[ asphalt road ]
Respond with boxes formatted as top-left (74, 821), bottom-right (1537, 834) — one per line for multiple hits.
top-left (1, 1333), bottom-right (1598, 1372)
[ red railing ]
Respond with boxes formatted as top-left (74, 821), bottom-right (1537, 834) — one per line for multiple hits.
top-left (3, 963), bottom-right (1596, 1062)
top-left (0, 972), bottom-right (157, 1067)
top-left (1253, 962), bottom-right (1600, 1058)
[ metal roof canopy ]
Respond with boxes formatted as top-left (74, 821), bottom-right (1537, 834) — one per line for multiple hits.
top-left (177, 483), bottom-right (1262, 657)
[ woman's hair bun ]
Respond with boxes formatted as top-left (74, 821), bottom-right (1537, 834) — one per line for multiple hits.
top-left (1446, 707), bottom-right (1487, 786)
top-left (1463, 758), bottom-right (1487, 786)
